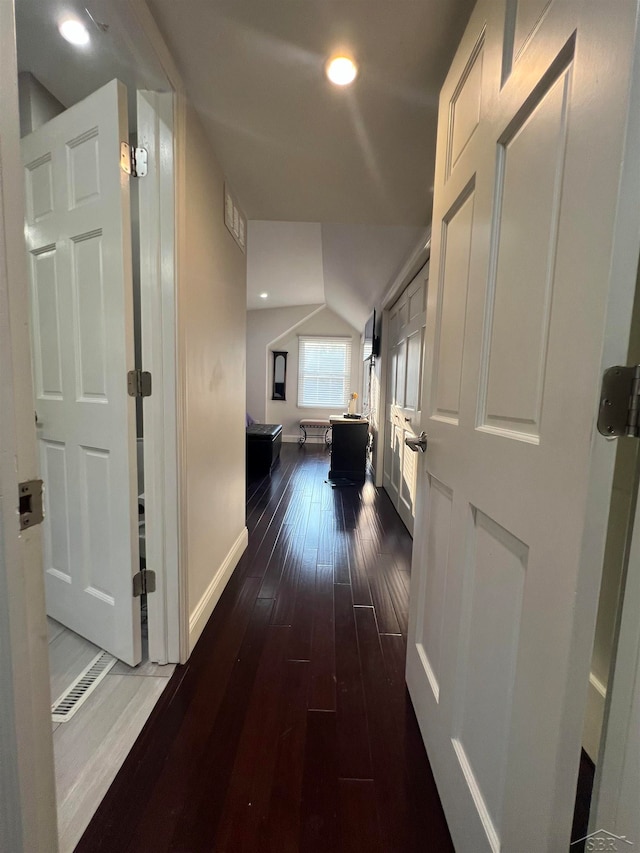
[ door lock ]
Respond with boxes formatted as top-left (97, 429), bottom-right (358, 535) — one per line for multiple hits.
top-left (18, 479), bottom-right (44, 530)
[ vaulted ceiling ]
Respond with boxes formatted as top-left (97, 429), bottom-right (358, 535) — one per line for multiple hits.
top-left (147, 0), bottom-right (474, 324)
top-left (148, 0), bottom-right (474, 227)
top-left (16, 0), bottom-right (475, 327)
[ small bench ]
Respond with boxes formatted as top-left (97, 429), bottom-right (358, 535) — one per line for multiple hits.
top-left (246, 423), bottom-right (282, 477)
top-left (299, 419), bottom-right (332, 445)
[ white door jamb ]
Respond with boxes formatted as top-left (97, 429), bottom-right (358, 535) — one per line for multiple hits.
top-left (0, 0), bottom-right (58, 846)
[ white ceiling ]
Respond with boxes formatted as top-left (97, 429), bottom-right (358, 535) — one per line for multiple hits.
top-left (145, 0), bottom-right (473, 324)
top-left (247, 222), bottom-right (326, 310)
top-left (147, 0), bottom-right (474, 226)
top-left (15, 0), bottom-right (473, 327)
top-left (15, 0), bottom-right (170, 123)
top-left (247, 221), bottom-right (425, 326)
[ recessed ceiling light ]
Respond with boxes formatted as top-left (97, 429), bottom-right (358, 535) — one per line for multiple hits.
top-left (260, 292), bottom-right (268, 299)
top-left (59, 18), bottom-right (90, 46)
top-left (326, 56), bottom-right (358, 87)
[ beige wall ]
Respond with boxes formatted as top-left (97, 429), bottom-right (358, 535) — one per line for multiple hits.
top-left (265, 306), bottom-right (362, 440)
top-left (17, 72), bottom-right (64, 137)
top-left (181, 103), bottom-right (247, 650)
top-left (246, 304), bottom-right (322, 423)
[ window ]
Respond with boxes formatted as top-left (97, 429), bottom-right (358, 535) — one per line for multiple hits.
top-left (298, 336), bottom-right (352, 408)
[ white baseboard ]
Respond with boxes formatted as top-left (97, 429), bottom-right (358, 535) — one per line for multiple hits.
top-left (582, 671), bottom-right (607, 762)
top-left (188, 526), bottom-right (248, 653)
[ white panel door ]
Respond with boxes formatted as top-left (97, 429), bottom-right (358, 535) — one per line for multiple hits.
top-left (406, 1), bottom-right (640, 850)
top-left (383, 265), bottom-right (428, 534)
top-left (22, 80), bottom-right (141, 666)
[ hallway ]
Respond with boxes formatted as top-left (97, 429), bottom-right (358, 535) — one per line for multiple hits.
top-left (77, 443), bottom-right (452, 852)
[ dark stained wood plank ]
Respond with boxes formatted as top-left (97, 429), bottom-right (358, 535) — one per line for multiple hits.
top-left (287, 549), bottom-right (317, 661)
top-left (334, 582), bottom-right (372, 779)
top-left (347, 532), bottom-right (373, 607)
top-left (355, 483), bottom-right (385, 542)
top-left (304, 501), bottom-right (322, 550)
top-left (334, 530), bottom-right (351, 585)
top-left (300, 710), bottom-right (338, 853)
top-left (245, 456), bottom-right (293, 532)
top-left (398, 567), bottom-right (412, 597)
top-left (75, 576), bottom-right (263, 852)
top-left (338, 779), bottom-right (383, 853)
top-left (384, 563), bottom-right (409, 636)
top-left (258, 522), bottom-right (293, 599)
top-left (264, 660), bottom-right (310, 852)
top-left (271, 536), bottom-right (304, 626)
top-left (78, 443), bottom-right (453, 853)
top-left (166, 597), bottom-right (275, 851)
top-left (318, 509), bottom-right (336, 567)
top-left (311, 457), bottom-right (329, 504)
top-left (213, 626), bottom-right (291, 852)
top-left (340, 489), bottom-right (358, 530)
top-left (380, 633), bottom-right (454, 852)
top-left (244, 478), bottom-right (295, 580)
top-left (360, 539), bottom-right (402, 635)
top-left (355, 605), bottom-right (410, 853)
top-left (308, 563), bottom-right (336, 711)
top-left (379, 632), bottom-right (408, 728)
top-left (571, 750), bottom-right (595, 850)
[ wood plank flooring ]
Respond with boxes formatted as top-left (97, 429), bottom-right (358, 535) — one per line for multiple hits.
top-left (76, 443), bottom-right (453, 852)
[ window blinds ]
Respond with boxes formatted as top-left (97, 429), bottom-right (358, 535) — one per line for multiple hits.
top-left (298, 336), bottom-right (352, 408)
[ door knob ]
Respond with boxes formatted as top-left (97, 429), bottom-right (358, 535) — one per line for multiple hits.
top-left (405, 431), bottom-right (428, 453)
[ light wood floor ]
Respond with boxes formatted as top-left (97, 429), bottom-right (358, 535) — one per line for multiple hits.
top-left (47, 618), bottom-right (175, 852)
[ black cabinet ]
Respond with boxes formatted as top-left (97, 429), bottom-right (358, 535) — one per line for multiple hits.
top-left (328, 420), bottom-right (368, 482)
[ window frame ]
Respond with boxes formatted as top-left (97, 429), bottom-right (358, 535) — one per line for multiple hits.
top-left (297, 335), bottom-right (353, 409)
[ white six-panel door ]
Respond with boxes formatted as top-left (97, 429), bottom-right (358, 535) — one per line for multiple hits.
top-left (406, 0), bottom-right (640, 850)
top-left (22, 79), bottom-right (142, 666)
top-left (383, 264), bottom-right (428, 534)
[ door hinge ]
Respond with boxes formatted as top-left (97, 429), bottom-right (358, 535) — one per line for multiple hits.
top-left (127, 369), bottom-right (152, 398)
top-left (19, 479), bottom-right (44, 531)
top-left (133, 568), bottom-right (156, 597)
top-left (120, 142), bottom-right (148, 177)
top-left (598, 365), bottom-right (640, 436)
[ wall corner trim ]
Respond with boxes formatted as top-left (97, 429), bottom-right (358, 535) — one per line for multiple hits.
top-left (188, 526), bottom-right (248, 653)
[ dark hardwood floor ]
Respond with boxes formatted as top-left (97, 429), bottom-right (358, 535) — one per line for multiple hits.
top-left (76, 443), bottom-right (453, 852)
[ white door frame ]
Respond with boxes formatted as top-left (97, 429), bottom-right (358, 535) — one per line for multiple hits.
top-left (127, 0), bottom-right (190, 664)
top-left (87, 0), bottom-right (186, 663)
top-left (373, 233), bottom-right (430, 488)
top-left (382, 266), bottom-right (428, 534)
top-left (0, 0), bottom-right (189, 846)
top-left (136, 88), bottom-right (181, 664)
top-left (0, 0), bottom-right (57, 846)
top-left (591, 458), bottom-right (640, 842)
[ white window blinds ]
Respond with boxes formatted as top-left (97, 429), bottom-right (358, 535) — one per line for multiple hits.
top-left (298, 336), bottom-right (352, 408)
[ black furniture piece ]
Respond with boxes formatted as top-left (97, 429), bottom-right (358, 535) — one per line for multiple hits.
top-left (246, 423), bottom-right (282, 478)
top-left (328, 418), bottom-right (368, 482)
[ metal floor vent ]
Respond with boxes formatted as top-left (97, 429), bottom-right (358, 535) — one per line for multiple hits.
top-left (51, 651), bottom-right (116, 723)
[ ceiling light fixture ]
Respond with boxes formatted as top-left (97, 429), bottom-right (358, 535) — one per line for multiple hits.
top-left (260, 292), bottom-right (268, 299)
top-left (326, 55), bottom-right (358, 87)
top-left (59, 18), bottom-right (90, 46)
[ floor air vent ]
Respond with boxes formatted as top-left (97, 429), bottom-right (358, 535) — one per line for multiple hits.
top-left (52, 651), bottom-right (116, 723)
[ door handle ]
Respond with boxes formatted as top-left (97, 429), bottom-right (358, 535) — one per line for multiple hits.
top-left (405, 431), bottom-right (428, 453)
